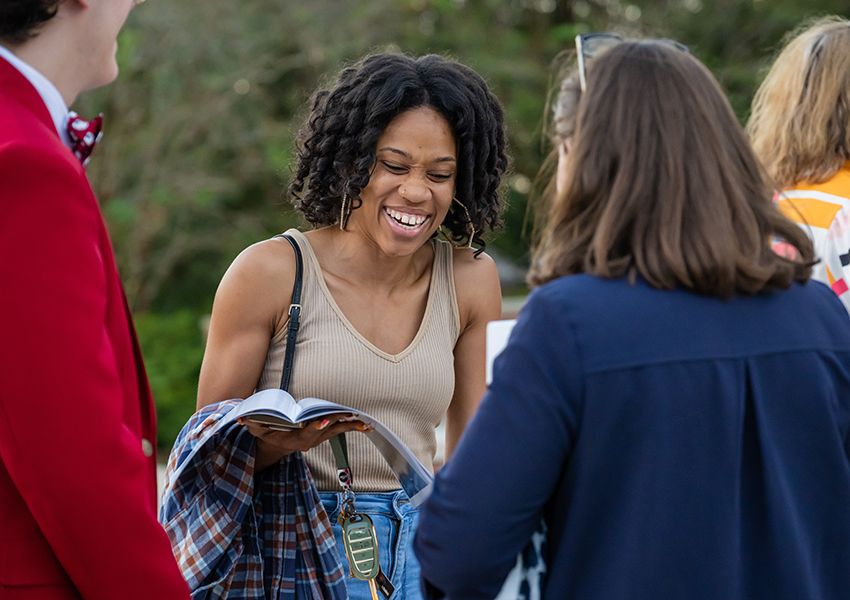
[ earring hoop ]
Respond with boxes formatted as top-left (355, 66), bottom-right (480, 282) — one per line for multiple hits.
top-left (339, 193), bottom-right (351, 231)
top-left (443, 197), bottom-right (476, 250)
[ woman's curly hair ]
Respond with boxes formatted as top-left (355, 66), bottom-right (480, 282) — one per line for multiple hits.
top-left (289, 53), bottom-right (509, 254)
top-left (0, 0), bottom-right (61, 44)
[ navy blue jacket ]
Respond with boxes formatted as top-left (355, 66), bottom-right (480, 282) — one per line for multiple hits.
top-left (415, 275), bottom-right (850, 600)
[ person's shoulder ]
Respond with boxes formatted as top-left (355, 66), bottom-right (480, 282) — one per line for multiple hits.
top-left (228, 234), bottom-right (299, 285)
top-left (0, 136), bottom-right (89, 208)
top-left (536, 272), bottom-right (604, 292)
top-left (532, 273), bottom-right (633, 307)
top-left (447, 244), bottom-right (502, 323)
top-left (524, 275), bottom-right (678, 336)
top-left (741, 280), bottom-right (850, 352)
top-left (213, 234), bottom-right (301, 328)
top-left (790, 163), bottom-right (850, 201)
top-left (0, 93), bottom-right (80, 183)
top-left (0, 91), bottom-right (66, 158)
top-left (449, 244), bottom-right (498, 278)
top-left (450, 245), bottom-right (501, 301)
top-left (782, 278), bottom-right (840, 305)
top-left (0, 138), bottom-right (77, 171)
top-left (787, 279), bottom-right (850, 321)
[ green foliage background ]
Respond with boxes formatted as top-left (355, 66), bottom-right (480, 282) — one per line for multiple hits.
top-left (75, 0), bottom-right (849, 450)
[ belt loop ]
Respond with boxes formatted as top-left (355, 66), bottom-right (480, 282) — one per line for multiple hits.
top-left (392, 489), bottom-right (410, 517)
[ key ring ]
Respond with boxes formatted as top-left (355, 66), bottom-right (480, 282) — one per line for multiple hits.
top-left (342, 487), bottom-right (356, 516)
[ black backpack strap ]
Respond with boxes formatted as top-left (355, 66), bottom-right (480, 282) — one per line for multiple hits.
top-left (278, 233), bottom-right (303, 392)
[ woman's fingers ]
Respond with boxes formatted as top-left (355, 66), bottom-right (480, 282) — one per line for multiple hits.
top-left (240, 418), bottom-right (275, 438)
top-left (320, 419), bottom-right (373, 441)
top-left (242, 414), bottom-right (372, 453)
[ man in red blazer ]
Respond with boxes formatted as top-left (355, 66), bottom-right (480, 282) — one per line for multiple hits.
top-left (0, 1), bottom-right (191, 599)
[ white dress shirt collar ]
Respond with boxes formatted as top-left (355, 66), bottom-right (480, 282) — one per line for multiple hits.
top-left (0, 45), bottom-right (72, 149)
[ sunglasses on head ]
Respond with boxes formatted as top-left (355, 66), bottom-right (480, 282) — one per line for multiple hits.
top-left (575, 33), bottom-right (690, 92)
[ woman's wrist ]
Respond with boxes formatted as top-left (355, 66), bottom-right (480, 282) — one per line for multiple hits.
top-left (254, 437), bottom-right (294, 472)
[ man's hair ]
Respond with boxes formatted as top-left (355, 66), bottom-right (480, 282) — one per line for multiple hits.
top-left (528, 41), bottom-right (815, 297)
top-left (289, 53), bottom-right (509, 253)
top-left (0, 0), bottom-right (62, 45)
top-left (747, 16), bottom-right (850, 189)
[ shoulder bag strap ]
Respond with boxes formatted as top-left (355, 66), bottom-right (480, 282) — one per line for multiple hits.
top-left (278, 233), bottom-right (303, 392)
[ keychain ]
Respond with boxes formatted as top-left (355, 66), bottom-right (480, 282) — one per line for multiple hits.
top-left (333, 434), bottom-right (395, 600)
top-left (342, 513), bottom-right (380, 600)
top-left (340, 511), bottom-right (395, 600)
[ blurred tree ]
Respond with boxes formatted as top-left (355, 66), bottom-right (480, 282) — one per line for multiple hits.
top-left (133, 311), bottom-right (206, 449)
top-left (81, 0), bottom-right (299, 313)
top-left (632, 0), bottom-right (850, 119)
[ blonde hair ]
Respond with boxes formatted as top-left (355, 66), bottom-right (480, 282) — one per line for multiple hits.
top-left (747, 16), bottom-right (850, 189)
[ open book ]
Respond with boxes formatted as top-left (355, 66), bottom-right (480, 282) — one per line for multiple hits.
top-left (174, 389), bottom-right (434, 507)
top-left (234, 389), bottom-right (370, 430)
top-left (486, 319), bottom-right (517, 385)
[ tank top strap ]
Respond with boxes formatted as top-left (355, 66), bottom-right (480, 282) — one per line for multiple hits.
top-left (283, 228), bottom-right (320, 282)
top-left (432, 238), bottom-right (462, 344)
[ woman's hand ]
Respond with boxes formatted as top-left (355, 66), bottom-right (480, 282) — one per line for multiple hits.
top-left (239, 412), bottom-right (372, 472)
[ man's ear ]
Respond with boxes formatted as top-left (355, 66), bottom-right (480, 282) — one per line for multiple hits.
top-left (62, 0), bottom-right (92, 11)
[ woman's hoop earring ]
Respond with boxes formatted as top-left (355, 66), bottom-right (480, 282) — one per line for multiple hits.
top-left (443, 197), bottom-right (476, 250)
top-left (339, 193), bottom-right (351, 231)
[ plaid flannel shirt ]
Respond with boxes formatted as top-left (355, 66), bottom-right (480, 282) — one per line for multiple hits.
top-left (159, 400), bottom-right (347, 600)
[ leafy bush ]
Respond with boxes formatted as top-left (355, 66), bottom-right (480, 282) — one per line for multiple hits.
top-left (133, 310), bottom-right (207, 452)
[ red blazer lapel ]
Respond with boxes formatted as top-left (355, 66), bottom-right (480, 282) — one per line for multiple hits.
top-left (0, 55), bottom-right (58, 138)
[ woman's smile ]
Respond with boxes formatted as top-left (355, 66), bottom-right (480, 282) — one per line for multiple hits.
top-left (383, 207), bottom-right (431, 236)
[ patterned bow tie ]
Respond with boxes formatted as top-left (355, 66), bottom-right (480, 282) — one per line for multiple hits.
top-left (66, 111), bottom-right (103, 166)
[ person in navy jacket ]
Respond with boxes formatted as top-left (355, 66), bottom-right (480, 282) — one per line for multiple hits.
top-left (0, 1), bottom-right (190, 598)
top-left (414, 39), bottom-right (850, 600)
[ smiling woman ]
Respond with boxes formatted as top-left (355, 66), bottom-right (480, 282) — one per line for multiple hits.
top-left (179, 52), bottom-right (509, 599)
top-left (354, 106), bottom-right (457, 255)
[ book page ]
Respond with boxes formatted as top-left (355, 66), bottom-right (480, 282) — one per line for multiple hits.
top-left (296, 396), bottom-right (361, 421)
top-left (486, 319), bottom-right (517, 385)
top-left (229, 388), bottom-right (300, 423)
top-left (363, 421), bottom-right (434, 507)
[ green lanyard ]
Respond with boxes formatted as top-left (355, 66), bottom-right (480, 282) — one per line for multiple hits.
top-left (330, 434), bottom-right (355, 517)
top-left (330, 433), bottom-right (394, 599)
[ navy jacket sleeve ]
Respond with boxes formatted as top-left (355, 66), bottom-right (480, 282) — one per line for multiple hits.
top-left (414, 288), bottom-right (582, 600)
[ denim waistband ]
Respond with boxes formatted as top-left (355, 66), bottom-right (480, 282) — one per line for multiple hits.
top-left (319, 490), bottom-right (416, 521)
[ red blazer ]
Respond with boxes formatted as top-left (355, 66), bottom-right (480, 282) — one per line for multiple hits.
top-left (0, 57), bottom-right (189, 599)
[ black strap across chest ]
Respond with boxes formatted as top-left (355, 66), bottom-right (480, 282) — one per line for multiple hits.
top-left (277, 233), bottom-right (303, 393)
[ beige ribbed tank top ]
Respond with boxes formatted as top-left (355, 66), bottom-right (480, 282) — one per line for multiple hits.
top-left (256, 229), bottom-right (461, 491)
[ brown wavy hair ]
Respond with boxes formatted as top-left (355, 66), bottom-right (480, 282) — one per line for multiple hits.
top-left (747, 16), bottom-right (850, 189)
top-left (528, 41), bottom-right (815, 297)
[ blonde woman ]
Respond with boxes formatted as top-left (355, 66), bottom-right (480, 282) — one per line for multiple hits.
top-left (748, 16), bottom-right (850, 311)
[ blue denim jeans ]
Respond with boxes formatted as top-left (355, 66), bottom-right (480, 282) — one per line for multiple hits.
top-left (320, 490), bottom-right (422, 600)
